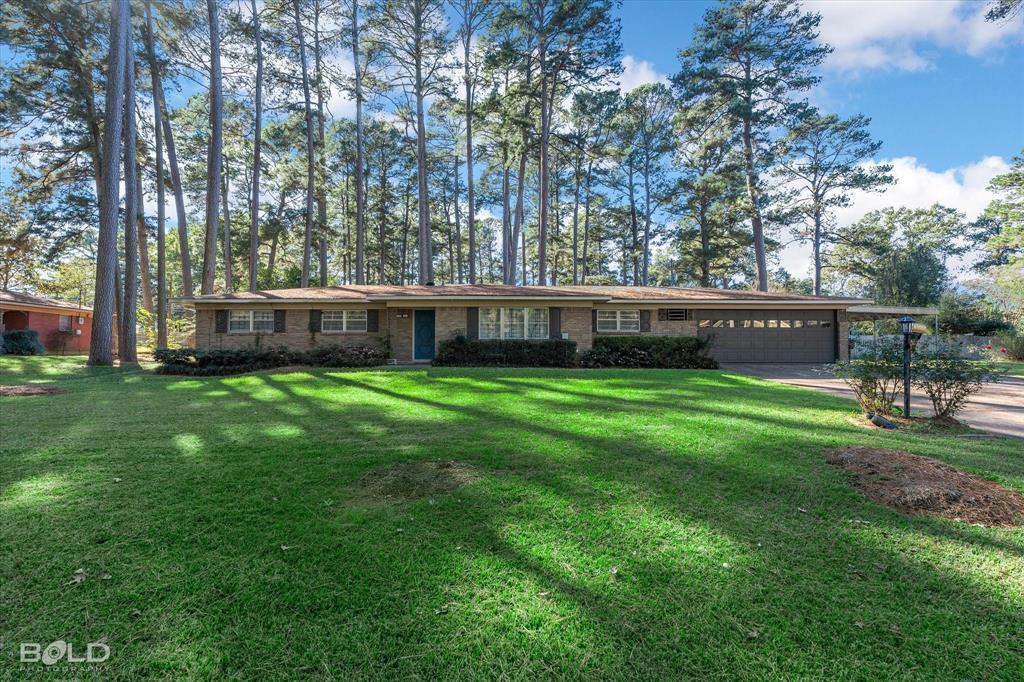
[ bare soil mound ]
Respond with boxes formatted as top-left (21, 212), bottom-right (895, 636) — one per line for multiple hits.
top-left (347, 460), bottom-right (480, 507)
top-left (0, 384), bottom-right (65, 397)
top-left (825, 446), bottom-right (1024, 527)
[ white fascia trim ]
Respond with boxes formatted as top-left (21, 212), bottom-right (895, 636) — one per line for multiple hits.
top-left (606, 299), bottom-right (871, 306)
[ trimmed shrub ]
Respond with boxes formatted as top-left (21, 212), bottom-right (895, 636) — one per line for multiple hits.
top-left (433, 336), bottom-right (578, 367)
top-left (2, 329), bottom-right (45, 356)
top-left (828, 336), bottom-right (904, 416)
top-left (913, 340), bottom-right (1003, 418)
top-left (580, 335), bottom-right (718, 369)
top-left (154, 343), bottom-right (388, 375)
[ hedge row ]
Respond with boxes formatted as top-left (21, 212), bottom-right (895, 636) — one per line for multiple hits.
top-left (433, 337), bottom-right (578, 367)
top-left (432, 335), bottom-right (718, 369)
top-left (154, 344), bottom-right (388, 376)
top-left (580, 335), bottom-right (718, 369)
top-left (1, 330), bottom-right (45, 356)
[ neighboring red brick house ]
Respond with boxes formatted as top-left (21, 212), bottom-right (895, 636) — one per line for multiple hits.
top-left (1, 290), bottom-right (93, 354)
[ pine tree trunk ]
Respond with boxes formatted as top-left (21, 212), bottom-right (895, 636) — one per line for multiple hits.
top-left (90, 0), bottom-right (128, 366)
top-left (453, 153), bottom-right (463, 283)
top-left (536, 42), bottom-right (549, 285)
top-left (202, 0), bottom-right (223, 294)
top-left (741, 109), bottom-right (768, 291)
top-left (813, 206), bottom-right (822, 296)
top-left (294, 0), bottom-right (315, 287)
top-left (221, 158), bottom-right (233, 291)
top-left (510, 146), bottom-right (527, 285)
top-left (249, 0), bottom-right (263, 291)
top-left (153, 71), bottom-right (193, 296)
top-left (581, 160), bottom-right (593, 285)
top-left (699, 202), bottom-right (711, 287)
top-left (148, 2), bottom-right (167, 348)
top-left (463, 36), bottom-right (476, 284)
top-left (313, 3), bottom-right (328, 286)
top-left (642, 145), bottom-right (652, 286)
top-left (352, 0), bottom-right (366, 284)
top-left (121, 19), bottom-right (139, 365)
top-left (135, 173), bottom-right (153, 312)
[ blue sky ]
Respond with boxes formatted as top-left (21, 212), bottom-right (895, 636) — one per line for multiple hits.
top-left (615, 0), bottom-right (1024, 277)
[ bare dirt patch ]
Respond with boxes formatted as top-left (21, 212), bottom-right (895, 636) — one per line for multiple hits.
top-left (0, 384), bottom-right (65, 397)
top-left (825, 446), bottom-right (1024, 527)
top-left (347, 460), bottom-right (481, 507)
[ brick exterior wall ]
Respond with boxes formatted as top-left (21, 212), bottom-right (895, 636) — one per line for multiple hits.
top-left (1, 309), bottom-right (91, 353)
top-left (194, 303), bottom-right (852, 362)
top-left (194, 306), bottom-right (387, 352)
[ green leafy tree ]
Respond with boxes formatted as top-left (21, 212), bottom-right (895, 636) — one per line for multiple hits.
top-left (676, 0), bottom-right (831, 291)
top-left (975, 152), bottom-right (1024, 329)
top-left (774, 111), bottom-right (894, 295)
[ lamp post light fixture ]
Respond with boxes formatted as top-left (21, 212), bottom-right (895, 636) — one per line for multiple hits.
top-left (899, 315), bottom-right (914, 417)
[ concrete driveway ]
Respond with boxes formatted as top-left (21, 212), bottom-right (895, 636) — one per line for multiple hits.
top-left (722, 363), bottom-right (1024, 439)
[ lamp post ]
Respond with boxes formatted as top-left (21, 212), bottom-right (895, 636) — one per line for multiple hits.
top-left (899, 315), bottom-right (914, 417)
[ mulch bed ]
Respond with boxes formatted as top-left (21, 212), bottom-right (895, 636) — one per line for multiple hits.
top-left (0, 384), bottom-right (65, 397)
top-left (347, 460), bottom-right (480, 507)
top-left (825, 446), bottom-right (1024, 527)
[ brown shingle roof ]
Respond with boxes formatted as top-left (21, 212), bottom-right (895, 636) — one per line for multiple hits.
top-left (182, 284), bottom-right (867, 304)
top-left (0, 289), bottom-right (92, 312)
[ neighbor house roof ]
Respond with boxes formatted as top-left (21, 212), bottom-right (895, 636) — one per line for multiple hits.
top-left (179, 284), bottom-right (869, 306)
top-left (0, 289), bottom-right (92, 314)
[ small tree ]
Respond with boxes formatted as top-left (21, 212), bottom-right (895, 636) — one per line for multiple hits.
top-left (913, 340), bottom-right (1002, 418)
top-left (829, 336), bottom-right (904, 416)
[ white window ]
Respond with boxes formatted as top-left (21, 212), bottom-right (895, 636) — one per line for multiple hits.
top-left (322, 310), bottom-right (367, 333)
top-left (479, 307), bottom-right (549, 340)
top-left (597, 309), bottom-right (641, 333)
top-left (58, 315), bottom-right (72, 331)
top-left (228, 310), bottom-right (275, 333)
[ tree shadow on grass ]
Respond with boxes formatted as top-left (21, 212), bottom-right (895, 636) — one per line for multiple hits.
top-left (2, 368), bottom-right (1023, 678)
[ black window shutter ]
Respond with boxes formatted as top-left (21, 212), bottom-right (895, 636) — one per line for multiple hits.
top-left (591, 309), bottom-right (598, 332)
top-left (215, 310), bottom-right (228, 333)
top-left (274, 309), bottom-right (287, 333)
top-left (367, 309), bottom-right (379, 333)
top-left (549, 307), bottom-right (561, 339)
top-left (309, 309), bottom-right (322, 332)
top-left (640, 310), bottom-right (651, 332)
top-left (466, 307), bottom-right (479, 340)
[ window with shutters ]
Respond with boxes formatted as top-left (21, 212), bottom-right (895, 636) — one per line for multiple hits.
top-left (665, 309), bottom-right (688, 321)
top-left (479, 307), bottom-right (548, 340)
top-left (597, 310), bottom-right (640, 333)
top-left (228, 310), bottom-right (276, 333)
top-left (321, 310), bottom-right (367, 332)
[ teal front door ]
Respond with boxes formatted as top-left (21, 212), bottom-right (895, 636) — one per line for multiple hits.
top-left (414, 310), bottom-right (435, 361)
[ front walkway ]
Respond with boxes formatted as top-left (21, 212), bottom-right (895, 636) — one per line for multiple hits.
top-left (722, 363), bottom-right (1024, 439)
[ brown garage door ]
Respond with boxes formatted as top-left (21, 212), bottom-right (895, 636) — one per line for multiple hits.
top-left (696, 309), bottom-right (837, 363)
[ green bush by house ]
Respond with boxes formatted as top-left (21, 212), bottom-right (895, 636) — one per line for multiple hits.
top-left (580, 335), bottom-right (718, 369)
top-left (154, 343), bottom-right (388, 376)
top-left (433, 336), bottom-right (578, 367)
top-left (2, 329), bottom-right (45, 356)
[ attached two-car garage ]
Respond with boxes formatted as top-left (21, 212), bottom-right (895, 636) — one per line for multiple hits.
top-left (696, 309), bottom-right (838, 363)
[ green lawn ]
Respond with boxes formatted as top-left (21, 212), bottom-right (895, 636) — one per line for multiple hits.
top-left (993, 361), bottom-right (1024, 377)
top-left (2, 356), bottom-right (1022, 680)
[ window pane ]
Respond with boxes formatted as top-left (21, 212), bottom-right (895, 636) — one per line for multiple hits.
top-left (253, 310), bottom-right (275, 332)
top-left (597, 310), bottom-right (618, 332)
top-left (805, 319), bottom-right (817, 328)
top-left (780, 319), bottom-right (791, 328)
top-left (698, 319), bottom-right (710, 328)
top-left (527, 308), bottom-right (548, 339)
top-left (59, 315), bottom-right (71, 331)
top-left (712, 319), bottom-right (724, 328)
top-left (725, 320), bottom-right (735, 328)
top-left (619, 310), bottom-right (640, 332)
top-left (479, 308), bottom-right (501, 339)
top-left (346, 310), bottom-right (368, 332)
top-left (229, 310), bottom-right (250, 332)
top-left (503, 307), bottom-right (525, 339)
top-left (820, 320), bottom-right (832, 328)
top-left (767, 319), bottom-right (778, 328)
top-left (753, 319), bottom-right (765, 328)
top-left (322, 311), bottom-right (345, 332)
top-left (793, 320), bottom-right (804, 328)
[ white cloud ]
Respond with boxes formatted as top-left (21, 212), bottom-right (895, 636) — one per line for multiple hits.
top-left (807, 0), bottom-right (1024, 72)
top-left (779, 155), bottom-right (1008, 278)
top-left (619, 55), bottom-right (669, 92)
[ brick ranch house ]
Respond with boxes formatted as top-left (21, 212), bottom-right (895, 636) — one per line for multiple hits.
top-left (1, 290), bottom-right (93, 353)
top-left (182, 285), bottom-right (868, 364)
